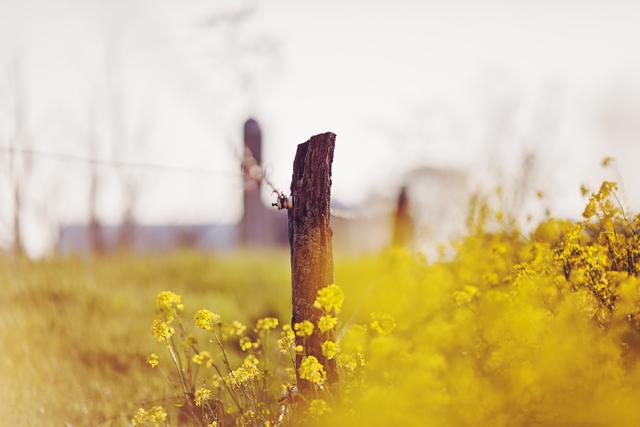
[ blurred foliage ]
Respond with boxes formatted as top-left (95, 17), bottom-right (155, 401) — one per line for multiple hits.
top-left (6, 179), bottom-right (640, 426)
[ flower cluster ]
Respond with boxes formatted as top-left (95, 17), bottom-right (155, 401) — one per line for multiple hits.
top-left (256, 317), bottom-right (279, 332)
top-left (194, 387), bottom-right (212, 407)
top-left (142, 275), bottom-right (373, 424)
top-left (151, 291), bottom-right (183, 343)
top-left (318, 314), bottom-right (338, 333)
top-left (294, 320), bottom-right (314, 337)
top-left (298, 355), bottom-right (326, 386)
top-left (194, 309), bottom-right (221, 331)
top-left (131, 406), bottom-right (167, 426)
top-left (227, 355), bottom-right (261, 388)
top-left (146, 353), bottom-right (159, 368)
top-left (313, 283), bottom-right (345, 314)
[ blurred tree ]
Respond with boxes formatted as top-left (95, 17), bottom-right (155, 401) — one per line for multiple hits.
top-left (86, 98), bottom-right (105, 255)
top-left (4, 56), bottom-right (32, 256)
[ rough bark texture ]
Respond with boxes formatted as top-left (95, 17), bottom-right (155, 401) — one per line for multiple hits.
top-left (288, 132), bottom-right (337, 392)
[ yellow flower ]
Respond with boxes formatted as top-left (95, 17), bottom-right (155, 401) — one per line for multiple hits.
top-left (278, 324), bottom-right (295, 353)
top-left (210, 375), bottom-right (221, 389)
top-left (256, 317), bottom-right (279, 333)
top-left (298, 356), bottom-right (326, 386)
top-left (193, 351), bottom-right (213, 368)
top-left (579, 184), bottom-right (591, 198)
top-left (370, 312), bottom-right (396, 335)
top-left (321, 340), bottom-right (339, 360)
top-left (208, 422), bottom-right (218, 427)
top-left (582, 198), bottom-right (597, 219)
top-left (194, 309), bottom-right (221, 331)
top-left (453, 286), bottom-right (480, 307)
top-left (308, 399), bottom-right (331, 416)
top-left (313, 284), bottom-right (345, 314)
top-left (227, 355), bottom-right (261, 387)
top-left (601, 156), bottom-right (614, 167)
top-left (194, 387), bottom-right (212, 406)
top-left (230, 320), bottom-right (247, 336)
top-left (155, 291), bottom-right (184, 322)
top-left (318, 315), bottom-right (338, 333)
top-left (294, 320), bottom-right (314, 337)
top-left (132, 405), bottom-right (167, 426)
top-left (146, 353), bottom-right (159, 368)
top-left (151, 319), bottom-right (174, 342)
top-left (239, 336), bottom-right (259, 351)
top-left (338, 354), bottom-right (358, 371)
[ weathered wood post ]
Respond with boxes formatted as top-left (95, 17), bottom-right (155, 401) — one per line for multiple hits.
top-left (288, 132), bottom-right (338, 393)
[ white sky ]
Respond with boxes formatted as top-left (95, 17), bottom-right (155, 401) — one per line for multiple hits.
top-left (1, 0), bottom-right (640, 255)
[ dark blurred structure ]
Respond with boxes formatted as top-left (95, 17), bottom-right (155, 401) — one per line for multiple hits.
top-left (239, 118), bottom-right (288, 247)
top-left (391, 186), bottom-right (414, 248)
top-left (57, 118), bottom-right (288, 255)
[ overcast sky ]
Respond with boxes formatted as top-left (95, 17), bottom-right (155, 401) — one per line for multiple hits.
top-left (1, 0), bottom-right (640, 255)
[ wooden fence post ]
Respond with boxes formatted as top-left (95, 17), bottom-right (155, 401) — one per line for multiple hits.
top-left (391, 185), bottom-right (413, 247)
top-left (239, 118), bottom-right (267, 247)
top-left (288, 132), bottom-right (338, 393)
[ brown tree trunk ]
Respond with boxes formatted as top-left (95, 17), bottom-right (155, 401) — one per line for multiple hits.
top-left (288, 132), bottom-right (337, 393)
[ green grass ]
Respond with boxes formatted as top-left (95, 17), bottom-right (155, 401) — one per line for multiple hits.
top-left (0, 251), bottom-right (292, 426)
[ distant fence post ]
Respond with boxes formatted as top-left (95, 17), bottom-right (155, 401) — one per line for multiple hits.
top-left (240, 118), bottom-right (267, 247)
top-left (391, 185), bottom-right (413, 247)
top-left (288, 132), bottom-right (338, 393)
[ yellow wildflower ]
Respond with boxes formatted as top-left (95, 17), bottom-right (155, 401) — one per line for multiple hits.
top-left (227, 355), bottom-right (261, 387)
top-left (193, 351), bottom-right (213, 368)
top-left (294, 320), bottom-right (314, 337)
top-left (146, 353), bottom-right (159, 368)
top-left (601, 156), bottom-right (614, 167)
top-left (239, 336), bottom-right (259, 351)
top-left (298, 355), bottom-right (326, 386)
top-left (132, 405), bottom-right (167, 426)
top-left (194, 387), bottom-right (212, 406)
top-left (308, 399), bottom-right (331, 416)
top-left (194, 309), bottom-right (221, 331)
top-left (338, 352), bottom-right (365, 371)
top-left (211, 375), bottom-right (221, 389)
top-left (256, 317), bottom-right (279, 332)
top-left (357, 352), bottom-right (366, 367)
top-left (155, 291), bottom-right (184, 322)
top-left (370, 312), bottom-right (396, 335)
top-left (278, 324), bottom-right (295, 353)
top-left (580, 184), bottom-right (590, 197)
top-left (229, 320), bottom-right (247, 337)
top-left (151, 319), bottom-right (174, 343)
top-left (582, 198), bottom-right (597, 219)
top-left (318, 314), bottom-right (338, 333)
top-left (321, 340), bottom-right (339, 360)
top-left (313, 284), bottom-right (345, 314)
top-left (453, 286), bottom-right (480, 306)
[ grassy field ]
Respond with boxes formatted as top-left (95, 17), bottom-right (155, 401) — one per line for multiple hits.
top-left (0, 251), bottom-right (293, 426)
top-left (6, 183), bottom-right (640, 426)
